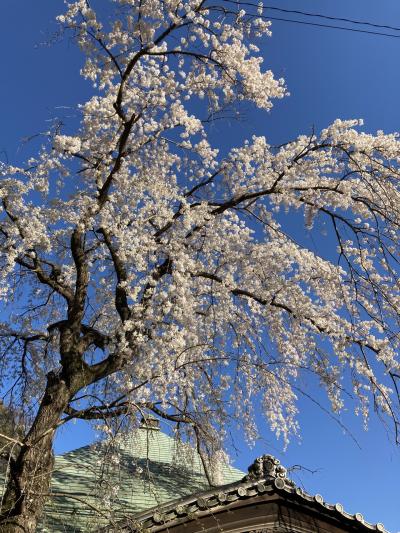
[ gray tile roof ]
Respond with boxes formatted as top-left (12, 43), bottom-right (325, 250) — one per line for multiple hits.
top-left (39, 428), bottom-right (243, 532)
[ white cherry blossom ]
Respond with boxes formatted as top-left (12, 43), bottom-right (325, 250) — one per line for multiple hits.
top-left (1, 1), bottom-right (400, 530)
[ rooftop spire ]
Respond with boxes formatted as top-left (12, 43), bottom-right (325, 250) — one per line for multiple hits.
top-left (139, 415), bottom-right (160, 431)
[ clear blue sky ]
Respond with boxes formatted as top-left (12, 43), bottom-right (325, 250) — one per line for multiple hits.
top-left (1, 1), bottom-right (400, 531)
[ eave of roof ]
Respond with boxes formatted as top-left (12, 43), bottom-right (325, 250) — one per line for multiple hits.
top-left (99, 455), bottom-right (389, 533)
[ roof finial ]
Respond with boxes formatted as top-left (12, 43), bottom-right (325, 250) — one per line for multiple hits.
top-left (244, 454), bottom-right (288, 482)
top-left (139, 415), bottom-right (160, 430)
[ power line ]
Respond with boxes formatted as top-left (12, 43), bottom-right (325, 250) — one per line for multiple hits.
top-left (221, 0), bottom-right (400, 38)
top-left (265, 15), bottom-right (400, 39)
top-left (264, 5), bottom-right (400, 33)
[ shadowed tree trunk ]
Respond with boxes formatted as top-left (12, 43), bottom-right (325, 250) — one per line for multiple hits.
top-left (0, 318), bottom-right (122, 531)
top-left (0, 375), bottom-right (70, 532)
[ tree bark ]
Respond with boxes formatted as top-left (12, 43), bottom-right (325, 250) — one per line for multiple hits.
top-left (0, 372), bottom-right (71, 532)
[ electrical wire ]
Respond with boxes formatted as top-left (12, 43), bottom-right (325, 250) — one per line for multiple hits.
top-left (224, 0), bottom-right (400, 37)
top-left (266, 5), bottom-right (400, 33)
top-left (265, 15), bottom-right (400, 39)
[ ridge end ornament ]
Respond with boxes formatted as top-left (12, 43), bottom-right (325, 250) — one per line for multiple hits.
top-left (244, 455), bottom-right (288, 481)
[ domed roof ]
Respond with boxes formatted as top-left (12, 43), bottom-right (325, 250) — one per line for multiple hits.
top-left (39, 424), bottom-right (243, 532)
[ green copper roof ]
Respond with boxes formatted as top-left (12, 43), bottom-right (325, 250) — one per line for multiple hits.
top-left (39, 428), bottom-right (243, 532)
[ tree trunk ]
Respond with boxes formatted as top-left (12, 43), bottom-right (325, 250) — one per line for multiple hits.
top-left (0, 372), bottom-right (71, 532)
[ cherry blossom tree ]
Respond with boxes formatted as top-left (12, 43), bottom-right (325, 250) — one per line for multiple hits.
top-left (1, 0), bottom-right (400, 530)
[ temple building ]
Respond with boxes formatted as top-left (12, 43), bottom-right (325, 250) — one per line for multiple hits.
top-left (38, 418), bottom-right (388, 533)
top-left (106, 454), bottom-right (388, 533)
